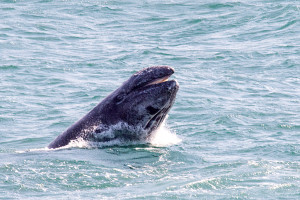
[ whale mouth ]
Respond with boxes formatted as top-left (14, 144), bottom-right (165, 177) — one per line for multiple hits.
top-left (145, 76), bottom-right (170, 87)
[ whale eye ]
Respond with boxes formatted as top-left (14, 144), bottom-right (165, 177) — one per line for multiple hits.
top-left (116, 94), bottom-right (125, 103)
top-left (146, 106), bottom-right (160, 115)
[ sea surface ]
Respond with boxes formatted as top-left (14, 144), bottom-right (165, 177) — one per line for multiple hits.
top-left (1, 0), bottom-right (300, 199)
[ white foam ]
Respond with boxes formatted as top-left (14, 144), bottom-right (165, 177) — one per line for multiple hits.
top-left (148, 121), bottom-right (182, 147)
top-left (16, 147), bottom-right (50, 153)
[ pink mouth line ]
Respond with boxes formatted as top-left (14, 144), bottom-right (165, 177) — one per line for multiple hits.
top-left (145, 76), bottom-right (170, 87)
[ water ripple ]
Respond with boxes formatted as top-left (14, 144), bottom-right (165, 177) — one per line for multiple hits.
top-left (1, 0), bottom-right (299, 199)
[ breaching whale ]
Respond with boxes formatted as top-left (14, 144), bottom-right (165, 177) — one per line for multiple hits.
top-left (48, 66), bottom-right (179, 149)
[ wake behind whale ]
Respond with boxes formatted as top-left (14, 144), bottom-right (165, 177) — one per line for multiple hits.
top-left (48, 66), bottom-right (179, 149)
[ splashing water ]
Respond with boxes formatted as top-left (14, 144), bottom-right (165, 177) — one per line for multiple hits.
top-left (148, 121), bottom-right (182, 147)
top-left (18, 119), bottom-right (181, 152)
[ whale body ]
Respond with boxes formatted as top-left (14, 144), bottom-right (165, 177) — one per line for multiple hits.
top-left (48, 66), bottom-right (179, 149)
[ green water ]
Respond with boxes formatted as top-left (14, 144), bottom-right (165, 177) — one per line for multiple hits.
top-left (1, 0), bottom-right (300, 199)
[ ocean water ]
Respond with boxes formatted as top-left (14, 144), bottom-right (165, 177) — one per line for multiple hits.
top-left (1, 0), bottom-right (300, 199)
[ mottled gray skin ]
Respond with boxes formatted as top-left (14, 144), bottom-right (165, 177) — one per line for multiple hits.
top-left (48, 66), bottom-right (179, 149)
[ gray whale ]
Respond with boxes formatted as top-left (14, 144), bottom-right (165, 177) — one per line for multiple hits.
top-left (48, 66), bottom-right (179, 149)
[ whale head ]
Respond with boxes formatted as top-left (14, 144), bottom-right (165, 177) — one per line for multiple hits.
top-left (99, 66), bottom-right (179, 139)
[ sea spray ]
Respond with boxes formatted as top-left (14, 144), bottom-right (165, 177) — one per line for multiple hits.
top-left (148, 119), bottom-right (181, 147)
